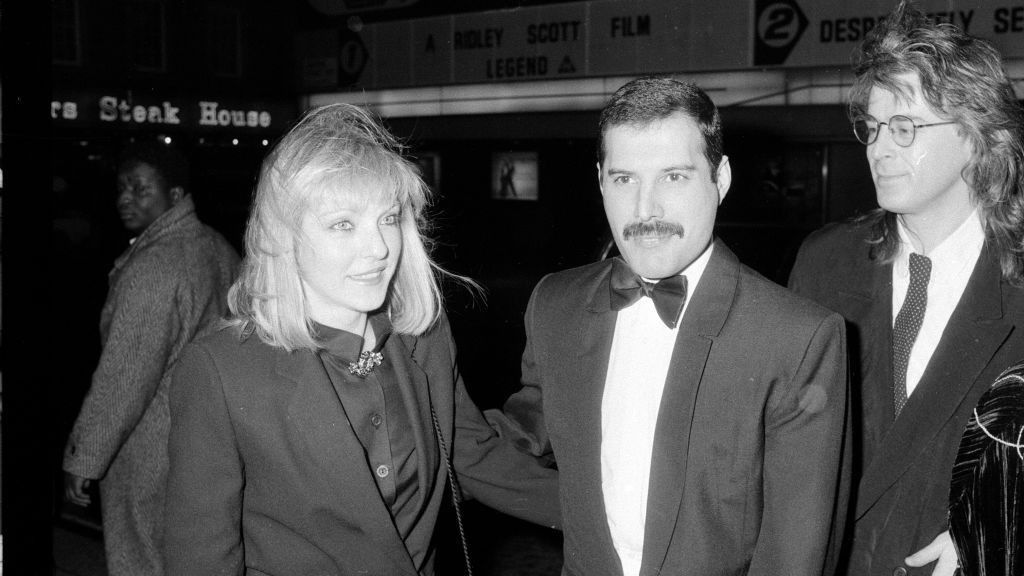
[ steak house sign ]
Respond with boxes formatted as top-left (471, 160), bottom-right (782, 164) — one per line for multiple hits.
top-left (50, 95), bottom-right (277, 130)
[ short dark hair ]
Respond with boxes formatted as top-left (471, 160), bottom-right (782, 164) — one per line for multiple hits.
top-left (598, 76), bottom-right (724, 181)
top-left (851, 0), bottom-right (1024, 282)
top-left (117, 141), bottom-right (190, 191)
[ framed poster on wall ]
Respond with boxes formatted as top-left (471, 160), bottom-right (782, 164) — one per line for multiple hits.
top-left (490, 151), bottom-right (538, 200)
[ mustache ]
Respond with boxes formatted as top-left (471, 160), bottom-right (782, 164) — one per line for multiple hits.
top-left (622, 220), bottom-right (685, 240)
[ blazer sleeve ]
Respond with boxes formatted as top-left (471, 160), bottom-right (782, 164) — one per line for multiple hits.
top-left (435, 311), bottom-right (561, 530)
top-left (164, 342), bottom-right (245, 576)
top-left (748, 311), bottom-right (852, 576)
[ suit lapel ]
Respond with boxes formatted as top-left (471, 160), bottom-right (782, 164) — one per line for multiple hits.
top-left (838, 252), bottom-right (896, 457)
top-left (641, 241), bottom-right (736, 576)
top-left (855, 246), bottom-right (1012, 518)
top-left (578, 261), bottom-right (632, 569)
top-left (276, 350), bottom-right (418, 575)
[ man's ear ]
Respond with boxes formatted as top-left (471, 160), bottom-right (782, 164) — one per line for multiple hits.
top-left (715, 156), bottom-right (732, 204)
top-left (596, 161), bottom-right (605, 195)
top-left (169, 186), bottom-right (185, 205)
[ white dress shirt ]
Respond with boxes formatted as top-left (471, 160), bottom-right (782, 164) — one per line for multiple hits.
top-left (600, 242), bottom-right (714, 576)
top-left (893, 210), bottom-right (984, 397)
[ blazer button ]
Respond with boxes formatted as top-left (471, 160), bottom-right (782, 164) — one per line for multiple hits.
top-left (893, 568), bottom-right (907, 576)
top-left (370, 413), bottom-right (383, 427)
top-left (376, 464), bottom-right (390, 478)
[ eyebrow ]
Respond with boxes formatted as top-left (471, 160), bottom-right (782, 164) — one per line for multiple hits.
top-left (316, 202), bottom-right (401, 218)
top-left (605, 168), bottom-right (635, 177)
top-left (663, 164), bottom-right (699, 174)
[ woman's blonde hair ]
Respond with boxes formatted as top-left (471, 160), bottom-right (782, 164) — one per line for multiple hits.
top-left (227, 103), bottom-right (447, 351)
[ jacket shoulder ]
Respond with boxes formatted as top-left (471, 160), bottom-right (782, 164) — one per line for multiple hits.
top-left (736, 263), bottom-right (840, 326)
top-left (797, 219), bottom-right (873, 262)
top-left (181, 323), bottom-right (279, 376)
top-left (788, 219), bottom-right (879, 299)
top-left (533, 260), bottom-right (611, 299)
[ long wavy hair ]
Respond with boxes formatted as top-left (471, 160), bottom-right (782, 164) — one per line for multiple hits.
top-left (848, 0), bottom-right (1024, 283)
top-left (227, 103), bottom-right (450, 351)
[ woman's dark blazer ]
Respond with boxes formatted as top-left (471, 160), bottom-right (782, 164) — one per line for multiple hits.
top-left (163, 314), bottom-right (560, 576)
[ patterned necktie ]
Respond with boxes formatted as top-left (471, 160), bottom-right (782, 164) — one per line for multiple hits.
top-left (892, 252), bottom-right (932, 418)
top-left (609, 258), bottom-right (688, 329)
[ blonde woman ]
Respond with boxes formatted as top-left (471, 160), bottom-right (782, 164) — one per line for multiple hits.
top-left (163, 104), bottom-right (559, 575)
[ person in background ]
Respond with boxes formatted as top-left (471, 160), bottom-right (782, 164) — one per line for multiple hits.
top-left (162, 103), bottom-right (560, 575)
top-left (488, 76), bottom-right (850, 576)
top-left (788, 2), bottom-right (1024, 575)
top-left (63, 141), bottom-right (240, 576)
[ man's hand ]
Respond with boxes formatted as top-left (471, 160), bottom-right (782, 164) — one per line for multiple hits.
top-left (64, 472), bottom-right (93, 507)
top-left (905, 531), bottom-right (959, 576)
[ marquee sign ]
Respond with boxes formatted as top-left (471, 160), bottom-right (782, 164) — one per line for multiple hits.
top-left (297, 0), bottom-right (1024, 90)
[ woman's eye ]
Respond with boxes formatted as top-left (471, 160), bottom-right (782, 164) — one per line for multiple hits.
top-left (381, 213), bottom-right (400, 226)
top-left (331, 221), bottom-right (353, 231)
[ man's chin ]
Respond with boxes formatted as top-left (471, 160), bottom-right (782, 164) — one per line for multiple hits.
top-left (619, 255), bottom-right (682, 280)
top-left (120, 219), bottom-right (143, 234)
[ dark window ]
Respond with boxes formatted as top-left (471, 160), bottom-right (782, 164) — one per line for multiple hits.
top-left (206, 6), bottom-right (242, 77)
top-left (125, 0), bottom-right (166, 71)
top-left (53, 0), bottom-right (81, 65)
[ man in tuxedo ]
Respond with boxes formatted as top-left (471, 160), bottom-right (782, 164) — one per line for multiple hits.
top-left (489, 76), bottom-right (850, 576)
top-left (788, 3), bottom-right (1024, 575)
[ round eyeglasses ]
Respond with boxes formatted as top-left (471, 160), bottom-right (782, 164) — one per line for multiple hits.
top-left (852, 114), bottom-right (957, 147)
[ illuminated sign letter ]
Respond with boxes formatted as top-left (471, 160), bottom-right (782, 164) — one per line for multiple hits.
top-left (99, 96), bottom-right (119, 122)
top-left (163, 102), bottom-right (181, 125)
top-left (198, 101), bottom-right (219, 126)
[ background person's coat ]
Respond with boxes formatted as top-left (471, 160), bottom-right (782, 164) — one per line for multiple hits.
top-left (64, 196), bottom-right (240, 576)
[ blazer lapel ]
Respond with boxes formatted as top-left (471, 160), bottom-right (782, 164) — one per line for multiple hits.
top-left (276, 351), bottom-right (418, 575)
top-left (578, 260), bottom-right (631, 568)
top-left (837, 254), bottom-right (896, 459)
top-left (641, 240), bottom-right (736, 576)
top-left (855, 246), bottom-right (1012, 518)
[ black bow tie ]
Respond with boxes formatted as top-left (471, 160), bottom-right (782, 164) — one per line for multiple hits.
top-left (609, 258), bottom-right (688, 329)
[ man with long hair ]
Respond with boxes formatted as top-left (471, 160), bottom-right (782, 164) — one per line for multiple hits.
top-left (789, 2), bottom-right (1024, 575)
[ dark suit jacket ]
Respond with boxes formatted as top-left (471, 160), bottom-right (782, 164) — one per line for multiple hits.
top-left (491, 240), bottom-right (850, 576)
top-left (163, 314), bottom-right (560, 576)
top-left (788, 220), bottom-right (1024, 576)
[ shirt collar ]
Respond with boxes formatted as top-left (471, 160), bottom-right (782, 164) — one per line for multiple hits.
top-left (895, 210), bottom-right (984, 282)
top-left (314, 313), bottom-right (393, 363)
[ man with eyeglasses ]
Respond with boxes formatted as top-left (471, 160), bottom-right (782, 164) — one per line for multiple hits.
top-left (789, 2), bottom-right (1024, 576)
